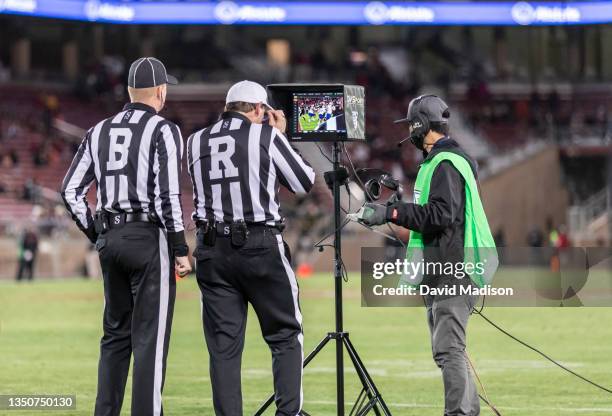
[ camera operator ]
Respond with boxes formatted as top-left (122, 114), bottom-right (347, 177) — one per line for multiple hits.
top-left (357, 95), bottom-right (496, 416)
top-left (186, 80), bottom-right (316, 416)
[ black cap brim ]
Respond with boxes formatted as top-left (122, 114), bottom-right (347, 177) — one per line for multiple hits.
top-left (166, 74), bottom-right (178, 85)
top-left (394, 117), bottom-right (410, 124)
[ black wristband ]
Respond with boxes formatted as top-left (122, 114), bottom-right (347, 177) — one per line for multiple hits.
top-left (167, 230), bottom-right (188, 256)
top-left (173, 244), bottom-right (189, 257)
top-left (84, 225), bottom-right (98, 244)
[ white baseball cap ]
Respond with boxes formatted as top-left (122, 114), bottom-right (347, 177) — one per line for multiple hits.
top-left (226, 80), bottom-right (272, 109)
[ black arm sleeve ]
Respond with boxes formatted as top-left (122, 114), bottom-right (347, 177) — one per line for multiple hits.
top-left (167, 231), bottom-right (188, 257)
top-left (386, 161), bottom-right (464, 233)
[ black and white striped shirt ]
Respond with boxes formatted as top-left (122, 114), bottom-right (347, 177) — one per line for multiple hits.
top-left (61, 102), bottom-right (186, 245)
top-left (187, 111), bottom-right (315, 225)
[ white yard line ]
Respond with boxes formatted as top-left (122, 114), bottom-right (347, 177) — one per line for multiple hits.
top-left (241, 398), bottom-right (612, 413)
top-left (239, 361), bottom-right (607, 413)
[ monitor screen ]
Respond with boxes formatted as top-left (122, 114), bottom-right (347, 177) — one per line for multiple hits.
top-left (292, 92), bottom-right (346, 136)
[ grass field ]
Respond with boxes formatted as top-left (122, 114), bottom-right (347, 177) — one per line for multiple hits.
top-left (299, 114), bottom-right (320, 132)
top-left (1, 274), bottom-right (612, 415)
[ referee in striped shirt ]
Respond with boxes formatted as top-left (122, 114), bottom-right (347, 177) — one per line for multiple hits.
top-left (187, 80), bottom-right (315, 415)
top-left (61, 57), bottom-right (191, 416)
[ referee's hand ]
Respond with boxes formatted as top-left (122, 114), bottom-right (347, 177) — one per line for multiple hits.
top-left (175, 256), bottom-right (192, 278)
top-left (268, 109), bottom-right (287, 133)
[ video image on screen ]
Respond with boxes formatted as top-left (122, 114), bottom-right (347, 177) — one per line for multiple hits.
top-left (293, 92), bottom-right (345, 134)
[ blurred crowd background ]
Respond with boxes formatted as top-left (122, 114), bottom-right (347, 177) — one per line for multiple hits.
top-left (0, 13), bottom-right (610, 279)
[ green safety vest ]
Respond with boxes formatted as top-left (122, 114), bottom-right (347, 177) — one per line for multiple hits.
top-left (405, 151), bottom-right (498, 287)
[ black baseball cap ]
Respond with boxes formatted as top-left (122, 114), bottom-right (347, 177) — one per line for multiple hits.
top-left (128, 57), bottom-right (178, 89)
top-left (394, 94), bottom-right (450, 124)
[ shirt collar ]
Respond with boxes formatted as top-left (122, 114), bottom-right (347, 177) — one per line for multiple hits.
top-left (423, 136), bottom-right (455, 163)
top-left (221, 111), bottom-right (251, 124)
top-left (432, 136), bottom-right (451, 149)
top-left (123, 102), bottom-right (157, 114)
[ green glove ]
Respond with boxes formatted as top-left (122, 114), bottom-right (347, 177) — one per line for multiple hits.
top-left (357, 203), bottom-right (387, 226)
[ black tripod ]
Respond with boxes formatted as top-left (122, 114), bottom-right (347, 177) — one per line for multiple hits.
top-left (255, 142), bottom-right (391, 416)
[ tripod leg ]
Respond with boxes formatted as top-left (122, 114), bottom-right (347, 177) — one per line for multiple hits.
top-left (303, 333), bottom-right (333, 367)
top-left (343, 336), bottom-right (392, 416)
top-left (355, 400), bottom-right (377, 416)
top-left (254, 395), bottom-right (275, 416)
top-left (336, 333), bottom-right (344, 416)
top-left (254, 334), bottom-right (333, 416)
top-left (342, 337), bottom-right (381, 416)
top-left (349, 387), bottom-right (367, 416)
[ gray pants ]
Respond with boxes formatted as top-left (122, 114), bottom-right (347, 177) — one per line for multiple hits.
top-left (425, 294), bottom-right (480, 416)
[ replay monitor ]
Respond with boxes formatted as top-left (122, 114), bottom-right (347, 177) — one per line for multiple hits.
top-left (267, 84), bottom-right (366, 142)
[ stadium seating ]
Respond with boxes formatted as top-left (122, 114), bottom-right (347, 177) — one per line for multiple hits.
top-left (1, 83), bottom-right (609, 235)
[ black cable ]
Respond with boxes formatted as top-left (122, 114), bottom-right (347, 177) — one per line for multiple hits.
top-left (318, 143), bottom-right (403, 279)
top-left (477, 393), bottom-right (502, 416)
top-left (339, 256), bottom-right (349, 282)
top-left (312, 217), bottom-right (351, 282)
top-left (316, 142), bottom-right (334, 164)
top-left (342, 142), bottom-right (376, 202)
top-left (345, 182), bottom-right (352, 213)
top-left (313, 218), bottom-right (351, 250)
top-left (342, 143), bottom-right (406, 248)
top-left (473, 294), bottom-right (486, 314)
top-left (318, 142), bottom-right (354, 212)
top-left (474, 309), bottom-right (612, 395)
top-left (347, 186), bottom-right (351, 212)
top-left (312, 142), bottom-right (353, 282)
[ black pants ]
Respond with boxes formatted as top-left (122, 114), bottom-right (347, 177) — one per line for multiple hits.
top-left (94, 222), bottom-right (176, 416)
top-left (194, 228), bottom-right (303, 416)
top-left (16, 258), bottom-right (35, 281)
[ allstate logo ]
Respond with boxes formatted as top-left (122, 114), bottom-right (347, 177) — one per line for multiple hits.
top-left (364, 1), bottom-right (388, 25)
top-left (84, 0), bottom-right (134, 21)
top-left (215, 1), bottom-right (240, 24)
top-left (84, 0), bottom-right (100, 20)
top-left (0, 0), bottom-right (37, 13)
top-left (511, 1), bottom-right (535, 25)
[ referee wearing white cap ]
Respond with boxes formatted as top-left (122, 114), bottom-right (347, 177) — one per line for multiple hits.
top-left (187, 80), bottom-right (315, 415)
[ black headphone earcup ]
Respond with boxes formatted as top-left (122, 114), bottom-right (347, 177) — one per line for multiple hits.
top-left (420, 115), bottom-right (430, 135)
top-left (411, 115), bottom-right (429, 138)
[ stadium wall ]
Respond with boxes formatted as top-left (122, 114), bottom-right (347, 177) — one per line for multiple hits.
top-left (480, 146), bottom-right (569, 246)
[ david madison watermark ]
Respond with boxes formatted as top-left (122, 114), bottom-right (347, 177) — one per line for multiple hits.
top-left (360, 247), bottom-right (612, 307)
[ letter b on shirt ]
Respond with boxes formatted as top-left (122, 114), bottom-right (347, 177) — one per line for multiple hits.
top-left (106, 128), bottom-right (132, 171)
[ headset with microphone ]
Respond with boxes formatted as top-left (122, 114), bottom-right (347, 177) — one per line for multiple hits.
top-left (396, 94), bottom-right (450, 149)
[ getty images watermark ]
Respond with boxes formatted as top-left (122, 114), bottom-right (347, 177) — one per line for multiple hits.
top-left (370, 257), bottom-right (511, 297)
top-left (360, 247), bottom-right (612, 307)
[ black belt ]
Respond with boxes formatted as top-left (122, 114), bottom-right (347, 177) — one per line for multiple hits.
top-left (196, 220), bottom-right (280, 236)
top-left (95, 211), bottom-right (158, 233)
top-left (196, 220), bottom-right (280, 247)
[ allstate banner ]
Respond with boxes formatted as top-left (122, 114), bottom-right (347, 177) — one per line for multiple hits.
top-left (2, 0), bottom-right (612, 25)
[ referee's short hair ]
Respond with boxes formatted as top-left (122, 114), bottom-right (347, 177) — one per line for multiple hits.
top-left (127, 86), bottom-right (161, 101)
top-left (225, 101), bottom-right (257, 113)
